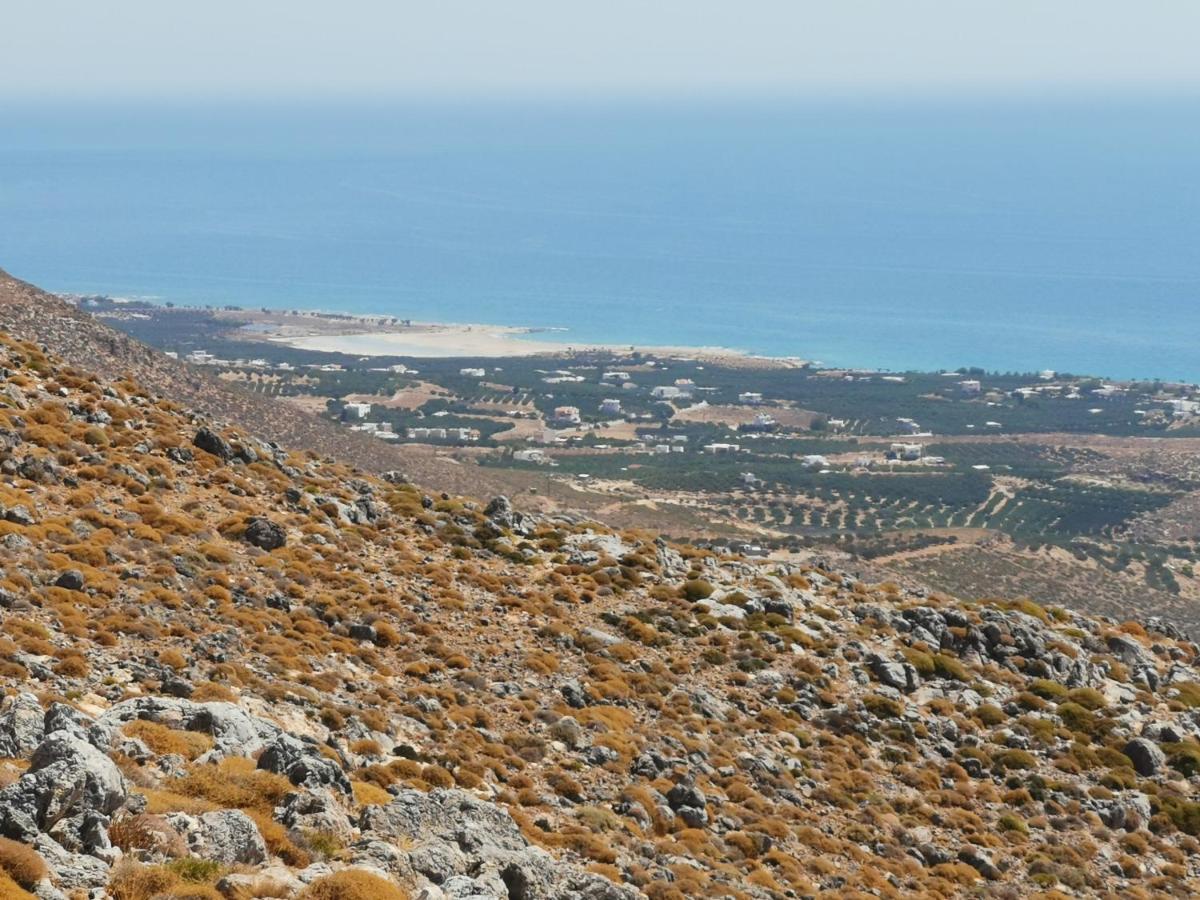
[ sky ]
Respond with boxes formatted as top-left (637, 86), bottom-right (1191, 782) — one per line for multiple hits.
top-left (3, 1), bottom-right (1200, 101)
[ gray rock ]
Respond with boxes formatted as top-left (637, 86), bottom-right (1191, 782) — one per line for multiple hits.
top-left (361, 789), bottom-right (526, 855)
top-left (347, 838), bottom-right (412, 877)
top-left (46, 808), bottom-right (112, 855)
top-left (5, 505), bottom-right (35, 526)
top-left (0, 692), bottom-right (45, 757)
top-left (42, 704), bottom-right (92, 743)
top-left (561, 680), bottom-right (590, 709)
top-left (586, 746), bottom-right (620, 766)
top-left (484, 496), bottom-right (514, 528)
top-left (93, 696), bottom-right (281, 759)
top-left (216, 867), bottom-right (304, 899)
top-left (666, 783), bottom-right (705, 812)
top-left (958, 846), bottom-right (999, 880)
top-left (1123, 738), bottom-right (1166, 776)
top-left (0, 730), bottom-right (128, 841)
top-left (868, 654), bottom-right (919, 693)
top-left (442, 875), bottom-right (494, 899)
top-left (53, 570), bottom-right (85, 591)
top-left (168, 809), bottom-right (266, 864)
top-left (244, 517), bottom-right (287, 551)
top-left (581, 628), bottom-right (623, 647)
top-left (1108, 635), bottom-right (1156, 669)
top-left (258, 733), bottom-right (352, 795)
top-left (408, 840), bottom-right (469, 884)
top-left (1143, 722), bottom-right (1182, 743)
top-left (275, 788), bottom-right (356, 842)
top-left (193, 426), bottom-right (234, 461)
top-left (33, 834), bottom-right (109, 891)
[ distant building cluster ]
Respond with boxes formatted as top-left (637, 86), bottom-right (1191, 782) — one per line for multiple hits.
top-left (406, 426), bottom-right (480, 442)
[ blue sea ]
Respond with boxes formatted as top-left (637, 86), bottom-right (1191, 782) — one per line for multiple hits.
top-left (1, 99), bottom-right (1198, 380)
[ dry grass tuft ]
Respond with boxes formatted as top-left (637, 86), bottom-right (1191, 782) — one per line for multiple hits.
top-left (299, 870), bottom-right (408, 900)
top-left (0, 838), bottom-right (45, 889)
top-left (123, 721), bottom-right (214, 760)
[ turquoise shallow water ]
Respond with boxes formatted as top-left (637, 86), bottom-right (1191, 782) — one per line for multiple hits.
top-left (1, 99), bottom-right (1198, 380)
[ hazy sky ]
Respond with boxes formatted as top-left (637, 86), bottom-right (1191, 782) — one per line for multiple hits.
top-left (4, 1), bottom-right (1200, 100)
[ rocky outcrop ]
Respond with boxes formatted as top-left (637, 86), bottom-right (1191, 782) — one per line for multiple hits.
top-left (0, 692), bottom-right (46, 757)
top-left (257, 733), bottom-right (352, 795)
top-left (360, 789), bottom-right (640, 899)
top-left (166, 809), bottom-right (267, 865)
top-left (93, 696), bottom-right (281, 759)
top-left (0, 730), bottom-right (127, 844)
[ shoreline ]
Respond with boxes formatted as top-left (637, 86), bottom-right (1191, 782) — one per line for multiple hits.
top-left (75, 293), bottom-right (1197, 383)
top-left (68, 293), bottom-right (813, 368)
top-left (269, 324), bottom-right (785, 365)
top-left (212, 307), bottom-right (809, 368)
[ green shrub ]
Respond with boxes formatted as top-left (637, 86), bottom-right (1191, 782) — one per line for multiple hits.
top-left (1172, 682), bottom-right (1200, 708)
top-left (1056, 702), bottom-right (1095, 733)
top-left (1065, 687), bottom-right (1106, 711)
top-left (932, 654), bottom-right (969, 681)
top-left (1030, 679), bottom-right (1068, 701)
top-left (167, 858), bottom-right (223, 883)
top-left (976, 704), bottom-right (1006, 726)
top-left (901, 648), bottom-right (934, 677)
top-left (1165, 743), bottom-right (1200, 778)
top-left (997, 813), bottom-right (1028, 834)
top-left (862, 694), bottom-right (903, 719)
top-left (1159, 797), bottom-right (1200, 835)
top-left (995, 749), bottom-right (1037, 771)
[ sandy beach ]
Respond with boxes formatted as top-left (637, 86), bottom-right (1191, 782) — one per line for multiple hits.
top-left (214, 306), bottom-right (803, 366)
top-left (272, 323), bottom-right (590, 358)
top-left (258, 320), bottom-right (797, 366)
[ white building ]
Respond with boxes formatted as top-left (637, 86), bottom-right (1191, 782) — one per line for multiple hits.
top-left (342, 402), bottom-right (373, 420)
top-left (738, 392), bottom-right (764, 405)
top-left (459, 367), bottom-right (486, 378)
top-left (959, 379), bottom-right (982, 395)
top-left (890, 442), bottom-right (922, 461)
top-left (551, 406), bottom-right (581, 426)
top-left (514, 449), bottom-right (550, 464)
top-left (601, 371), bottom-right (631, 382)
top-left (600, 398), bottom-right (622, 416)
top-left (703, 443), bottom-right (741, 454)
top-left (651, 385), bottom-right (683, 400)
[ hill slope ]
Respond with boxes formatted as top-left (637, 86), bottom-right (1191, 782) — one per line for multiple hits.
top-left (0, 311), bottom-right (1199, 897)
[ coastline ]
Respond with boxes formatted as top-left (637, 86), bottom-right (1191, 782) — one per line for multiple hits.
top-left (220, 309), bottom-right (806, 367)
top-left (273, 327), bottom-right (761, 363)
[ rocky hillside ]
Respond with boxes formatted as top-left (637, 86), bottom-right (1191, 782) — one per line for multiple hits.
top-left (1, 331), bottom-right (1200, 899)
top-left (0, 269), bottom-right (509, 498)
